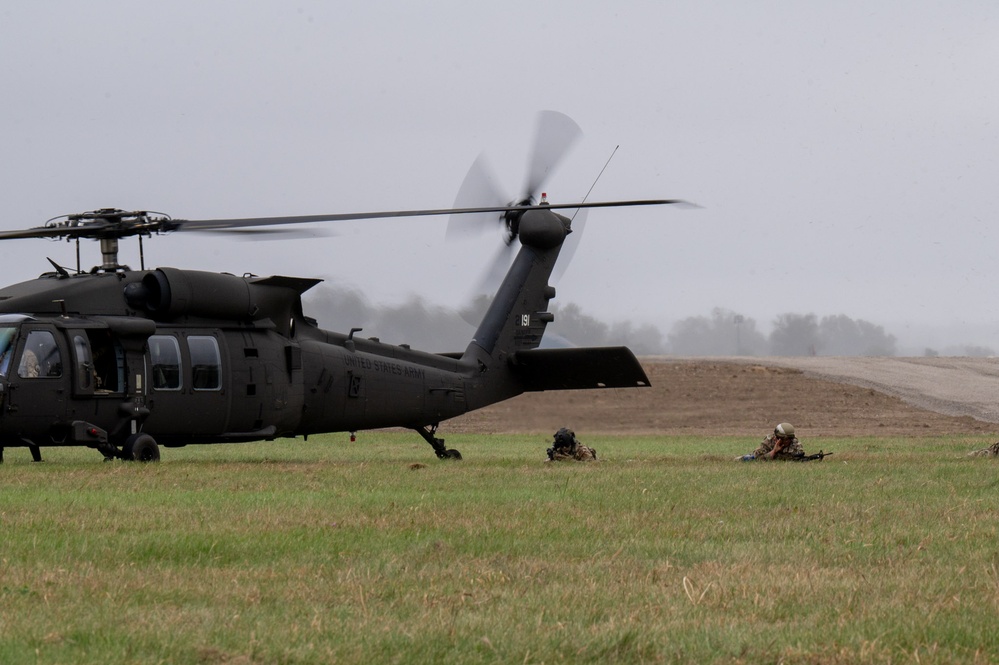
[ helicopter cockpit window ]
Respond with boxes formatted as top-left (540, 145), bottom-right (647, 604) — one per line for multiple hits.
top-left (189, 336), bottom-right (221, 391)
top-left (18, 330), bottom-right (62, 379)
top-left (149, 335), bottom-right (182, 391)
top-left (0, 326), bottom-right (16, 376)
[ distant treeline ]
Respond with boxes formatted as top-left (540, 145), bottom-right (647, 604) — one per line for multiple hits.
top-left (667, 308), bottom-right (895, 356)
top-left (303, 291), bottom-right (994, 357)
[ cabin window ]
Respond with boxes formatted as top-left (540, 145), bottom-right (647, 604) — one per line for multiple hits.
top-left (189, 336), bottom-right (221, 391)
top-left (86, 330), bottom-right (124, 392)
top-left (18, 330), bottom-right (62, 379)
top-left (149, 335), bottom-right (182, 390)
top-left (73, 335), bottom-right (94, 391)
top-left (0, 326), bottom-right (16, 376)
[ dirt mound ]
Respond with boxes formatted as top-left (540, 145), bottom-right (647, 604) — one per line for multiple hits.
top-left (446, 358), bottom-right (999, 438)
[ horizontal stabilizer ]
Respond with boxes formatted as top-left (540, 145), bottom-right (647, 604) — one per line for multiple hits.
top-left (510, 347), bottom-right (650, 391)
top-left (250, 275), bottom-right (323, 294)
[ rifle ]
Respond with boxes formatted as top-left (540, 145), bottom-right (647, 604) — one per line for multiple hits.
top-left (790, 450), bottom-right (833, 462)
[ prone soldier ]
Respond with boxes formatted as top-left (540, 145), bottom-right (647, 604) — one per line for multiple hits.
top-left (546, 427), bottom-right (597, 462)
top-left (968, 442), bottom-right (999, 457)
top-left (737, 422), bottom-right (831, 462)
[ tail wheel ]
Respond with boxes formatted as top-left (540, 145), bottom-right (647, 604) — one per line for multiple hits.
top-left (123, 433), bottom-right (160, 462)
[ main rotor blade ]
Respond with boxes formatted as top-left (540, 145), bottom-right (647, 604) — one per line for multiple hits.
top-left (205, 227), bottom-right (336, 239)
top-left (0, 199), bottom-right (693, 242)
top-left (172, 199), bottom-right (687, 231)
top-left (523, 111), bottom-right (583, 201)
top-left (0, 226), bottom-right (86, 240)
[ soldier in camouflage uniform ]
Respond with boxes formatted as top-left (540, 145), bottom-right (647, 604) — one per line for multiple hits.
top-left (738, 422), bottom-right (804, 461)
top-left (546, 428), bottom-right (597, 462)
top-left (968, 442), bottom-right (999, 457)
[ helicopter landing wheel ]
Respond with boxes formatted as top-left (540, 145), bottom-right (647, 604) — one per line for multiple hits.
top-left (414, 424), bottom-right (463, 461)
top-left (122, 433), bottom-right (160, 462)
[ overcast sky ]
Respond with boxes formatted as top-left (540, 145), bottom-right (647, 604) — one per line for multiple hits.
top-left (2, 2), bottom-right (997, 351)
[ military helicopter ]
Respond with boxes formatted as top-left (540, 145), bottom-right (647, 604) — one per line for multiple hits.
top-left (0, 112), bottom-right (684, 463)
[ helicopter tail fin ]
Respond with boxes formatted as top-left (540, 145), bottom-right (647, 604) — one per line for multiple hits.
top-left (461, 210), bottom-right (562, 366)
top-left (459, 209), bottom-right (649, 408)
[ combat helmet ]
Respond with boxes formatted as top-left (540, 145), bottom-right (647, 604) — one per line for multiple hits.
top-left (774, 422), bottom-right (795, 439)
top-left (553, 427), bottom-right (577, 451)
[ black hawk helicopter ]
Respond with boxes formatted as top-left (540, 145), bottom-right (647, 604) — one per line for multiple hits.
top-left (0, 113), bottom-right (684, 463)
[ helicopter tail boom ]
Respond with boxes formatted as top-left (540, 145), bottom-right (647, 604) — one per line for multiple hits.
top-left (461, 209), bottom-right (563, 360)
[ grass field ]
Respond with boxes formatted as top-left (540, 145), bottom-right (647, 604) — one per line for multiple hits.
top-left (2, 433), bottom-right (998, 664)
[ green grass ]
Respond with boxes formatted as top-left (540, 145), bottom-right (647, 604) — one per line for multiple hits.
top-left (2, 433), bottom-right (999, 664)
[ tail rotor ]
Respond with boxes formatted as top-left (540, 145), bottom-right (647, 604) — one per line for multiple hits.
top-left (447, 111), bottom-right (583, 307)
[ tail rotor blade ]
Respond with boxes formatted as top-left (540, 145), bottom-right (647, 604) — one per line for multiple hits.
top-left (446, 154), bottom-right (507, 241)
top-left (459, 240), bottom-right (518, 325)
top-left (552, 206), bottom-right (588, 284)
top-left (523, 110), bottom-right (583, 201)
top-left (476, 240), bottom-right (518, 297)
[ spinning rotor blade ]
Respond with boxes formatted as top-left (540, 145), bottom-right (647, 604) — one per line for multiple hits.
top-left (445, 110), bottom-right (584, 245)
top-left (551, 206), bottom-right (588, 285)
top-left (458, 239), bottom-right (517, 326)
top-left (523, 110), bottom-right (583, 202)
top-left (445, 154), bottom-right (507, 242)
top-left (477, 242), bottom-right (518, 296)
